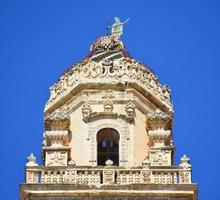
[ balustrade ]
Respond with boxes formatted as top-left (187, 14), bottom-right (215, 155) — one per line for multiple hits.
top-left (25, 166), bottom-right (191, 185)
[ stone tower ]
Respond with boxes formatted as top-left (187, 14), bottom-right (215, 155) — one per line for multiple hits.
top-left (20, 32), bottom-right (198, 200)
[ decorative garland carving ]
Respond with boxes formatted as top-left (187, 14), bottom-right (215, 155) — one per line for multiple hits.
top-left (46, 54), bottom-right (172, 111)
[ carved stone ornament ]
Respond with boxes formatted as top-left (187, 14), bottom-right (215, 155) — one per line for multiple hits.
top-left (68, 160), bottom-right (76, 166)
top-left (105, 159), bottom-right (113, 166)
top-left (26, 153), bottom-right (38, 167)
top-left (46, 37), bottom-right (173, 112)
top-left (45, 151), bottom-right (68, 166)
top-left (149, 150), bottom-right (171, 166)
top-left (179, 155), bottom-right (192, 184)
top-left (82, 102), bottom-right (92, 118)
top-left (45, 130), bottom-right (69, 148)
top-left (90, 35), bottom-right (124, 51)
top-left (45, 109), bottom-right (70, 131)
top-left (147, 109), bottom-right (172, 130)
top-left (147, 109), bottom-right (172, 148)
top-left (125, 100), bottom-right (135, 120)
top-left (179, 154), bottom-right (191, 169)
top-left (102, 93), bottom-right (115, 113)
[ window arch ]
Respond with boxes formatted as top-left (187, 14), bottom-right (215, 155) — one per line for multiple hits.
top-left (97, 128), bottom-right (120, 166)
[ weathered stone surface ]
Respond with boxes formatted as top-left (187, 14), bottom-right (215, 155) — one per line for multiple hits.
top-left (20, 28), bottom-right (197, 200)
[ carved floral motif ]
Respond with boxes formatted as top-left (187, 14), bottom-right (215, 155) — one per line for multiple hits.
top-left (46, 151), bottom-right (67, 166)
top-left (45, 131), bottom-right (69, 147)
top-left (149, 151), bottom-right (171, 166)
top-left (103, 170), bottom-right (114, 184)
top-left (45, 109), bottom-right (70, 131)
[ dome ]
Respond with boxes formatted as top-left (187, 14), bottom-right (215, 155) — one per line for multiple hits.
top-left (46, 35), bottom-right (172, 113)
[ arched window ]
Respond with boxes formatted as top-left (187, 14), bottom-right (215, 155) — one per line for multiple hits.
top-left (97, 128), bottom-right (119, 166)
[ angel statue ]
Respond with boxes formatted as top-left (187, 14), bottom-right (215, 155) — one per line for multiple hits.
top-left (108, 17), bottom-right (130, 39)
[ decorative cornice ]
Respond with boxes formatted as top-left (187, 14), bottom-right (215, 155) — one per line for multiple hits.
top-left (45, 57), bottom-right (172, 113)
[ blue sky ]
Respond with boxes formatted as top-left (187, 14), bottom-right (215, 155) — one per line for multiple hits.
top-left (1, 0), bottom-right (220, 199)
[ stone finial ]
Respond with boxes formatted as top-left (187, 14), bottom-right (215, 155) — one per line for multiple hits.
top-left (179, 154), bottom-right (191, 169)
top-left (105, 159), bottom-right (113, 166)
top-left (26, 153), bottom-right (38, 166)
top-left (68, 160), bottom-right (76, 166)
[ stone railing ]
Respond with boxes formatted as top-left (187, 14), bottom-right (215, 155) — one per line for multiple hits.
top-left (25, 166), bottom-right (192, 185)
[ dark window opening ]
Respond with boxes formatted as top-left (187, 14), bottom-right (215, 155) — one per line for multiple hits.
top-left (97, 128), bottom-right (119, 166)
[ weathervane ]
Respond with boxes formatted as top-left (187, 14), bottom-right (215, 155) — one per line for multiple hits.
top-left (107, 17), bottom-right (130, 39)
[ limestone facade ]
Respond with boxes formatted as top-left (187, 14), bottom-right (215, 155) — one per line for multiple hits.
top-left (20, 34), bottom-right (197, 200)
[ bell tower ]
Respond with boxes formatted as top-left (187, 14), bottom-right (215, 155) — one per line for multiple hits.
top-left (20, 19), bottom-right (197, 200)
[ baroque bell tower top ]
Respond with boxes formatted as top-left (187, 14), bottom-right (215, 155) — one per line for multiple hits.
top-left (20, 18), bottom-right (197, 200)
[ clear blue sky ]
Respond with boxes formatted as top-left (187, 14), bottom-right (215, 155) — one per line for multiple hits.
top-left (1, 0), bottom-right (220, 199)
